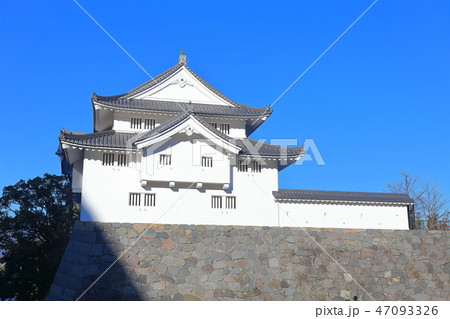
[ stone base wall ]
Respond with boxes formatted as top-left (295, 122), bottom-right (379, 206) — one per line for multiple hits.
top-left (47, 222), bottom-right (449, 301)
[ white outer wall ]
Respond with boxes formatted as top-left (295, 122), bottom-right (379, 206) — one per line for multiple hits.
top-left (202, 118), bottom-right (246, 138)
top-left (78, 149), bottom-right (410, 229)
top-left (113, 112), bottom-right (172, 132)
top-left (278, 201), bottom-right (410, 230)
top-left (80, 149), bottom-right (280, 226)
top-left (112, 111), bottom-right (247, 138)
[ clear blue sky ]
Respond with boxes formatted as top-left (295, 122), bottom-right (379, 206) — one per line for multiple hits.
top-left (0, 0), bottom-right (449, 198)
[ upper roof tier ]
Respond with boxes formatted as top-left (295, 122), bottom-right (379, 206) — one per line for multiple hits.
top-left (91, 56), bottom-right (272, 135)
top-left (92, 62), bottom-right (271, 117)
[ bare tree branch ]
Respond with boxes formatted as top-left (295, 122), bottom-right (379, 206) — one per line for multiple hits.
top-left (386, 172), bottom-right (449, 230)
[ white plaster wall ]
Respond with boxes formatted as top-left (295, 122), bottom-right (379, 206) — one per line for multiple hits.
top-left (119, 185), bottom-right (277, 226)
top-left (228, 162), bottom-right (280, 226)
top-left (113, 112), bottom-right (247, 139)
top-left (80, 149), bottom-right (280, 226)
top-left (79, 149), bottom-right (410, 229)
top-left (203, 118), bottom-right (246, 138)
top-left (113, 112), bottom-right (173, 132)
top-left (278, 201), bottom-right (410, 230)
top-left (81, 150), bottom-right (142, 222)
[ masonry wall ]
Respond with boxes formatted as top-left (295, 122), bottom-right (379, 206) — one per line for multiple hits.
top-left (47, 222), bottom-right (449, 301)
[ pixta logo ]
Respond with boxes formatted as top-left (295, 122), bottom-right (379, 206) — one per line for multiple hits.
top-left (127, 134), bottom-right (326, 171)
top-left (296, 138), bottom-right (325, 166)
top-left (270, 138), bottom-right (325, 166)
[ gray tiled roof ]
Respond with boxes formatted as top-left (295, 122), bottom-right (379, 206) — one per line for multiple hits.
top-left (134, 111), bottom-right (192, 142)
top-left (91, 63), bottom-right (272, 136)
top-left (134, 112), bottom-right (303, 159)
top-left (94, 64), bottom-right (183, 101)
top-left (93, 98), bottom-right (271, 118)
top-left (237, 139), bottom-right (303, 158)
top-left (273, 189), bottom-right (413, 204)
top-left (192, 115), bottom-right (303, 158)
top-left (59, 130), bottom-right (137, 150)
top-left (60, 113), bottom-right (303, 160)
top-left (93, 63), bottom-right (263, 110)
top-left (184, 65), bottom-right (252, 109)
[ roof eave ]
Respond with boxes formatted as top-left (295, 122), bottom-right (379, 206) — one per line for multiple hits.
top-left (246, 108), bottom-right (273, 137)
top-left (60, 139), bottom-right (136, 152)
top-left (93, 99), bottom-right (270, 120)
top-left (273, 197), bottom-right (413, 206)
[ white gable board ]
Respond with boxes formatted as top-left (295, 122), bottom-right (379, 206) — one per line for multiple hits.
top-left (131, 67), bottom-right (233, 106)
top-left (134, 115), bottom-right (241, 154)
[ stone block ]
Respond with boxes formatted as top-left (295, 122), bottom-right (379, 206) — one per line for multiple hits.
top-left (340, 289), bottom-right (350, 300)
top-left (66, 241), bottom-right (91, 255)
top-left (268, 258), bottom-right (279, 268)
top-left (172, 293), bottom-right (183, 301)
top-left (360, 248), bottom-right (375, 259)
top-left (116, 228), bottom-right (128, 236)
top-left (280, 280), bottom-right (289, 288)
top-left (58, 261), bottom-right (74, 275)
top-left (62, 287), bottom-right (77, 301)
top-left (183, 294), bottom-right (200, 301)
top-left (160, 274), bottom-right (176, 284)
top-left (359, 260), bottom-right (372, 270)
top-left (215, 242), bottom-right (226, 253)
top-left (269, 280), bottom-right (280, 289)
top-left (162, 238), bottom-right (176, 250)
top-left (90, 244), bottom-right (103, 256)
top-left (48, 284), bottom-right (64, 298)
top-left (414, 261), bottom-right (426, 273)
top-left (185, 257), bottom-right (198, 267)
top-left (127, 229), bottom-right (138, 238)
top-left (161, 255), bottom-right (174, 266)
top-left (83, 264), bottom-right (99, 277)
top-left (145, 290), bottom-right (157, 299)
top-left (156, 232), bottom-right (169, 239)
top-left (145, 271), bottom-right (159, 283)
top-left (103, 245), bottom-right (116, 256)
top-left (155, 264), bottom-right (167, 275)
top-left (147, 239), bottom-right (162, 248)
top-left (167, 266), bottom-right (180, 277)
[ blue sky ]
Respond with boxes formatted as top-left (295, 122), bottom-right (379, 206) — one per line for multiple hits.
top-left (0, 0), bottom-right (449, 198)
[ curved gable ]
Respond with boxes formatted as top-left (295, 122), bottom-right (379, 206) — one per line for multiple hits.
top-left (131, 67), bottom-right (234, 106)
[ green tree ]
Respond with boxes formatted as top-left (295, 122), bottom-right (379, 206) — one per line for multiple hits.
top-left (0, 174), bottom-right (79, 300)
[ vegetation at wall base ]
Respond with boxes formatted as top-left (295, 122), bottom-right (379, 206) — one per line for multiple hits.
top-left (0, 174), bottom-right (79, 300)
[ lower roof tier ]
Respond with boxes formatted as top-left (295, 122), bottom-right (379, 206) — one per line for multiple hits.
top-left (59, 128), bottom-right (303, 160)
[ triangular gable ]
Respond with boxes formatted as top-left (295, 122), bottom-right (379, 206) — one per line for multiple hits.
top-left (129, 66), bottom-right (234, 106)
top-left (134, 113), bottom-right (241, 154)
